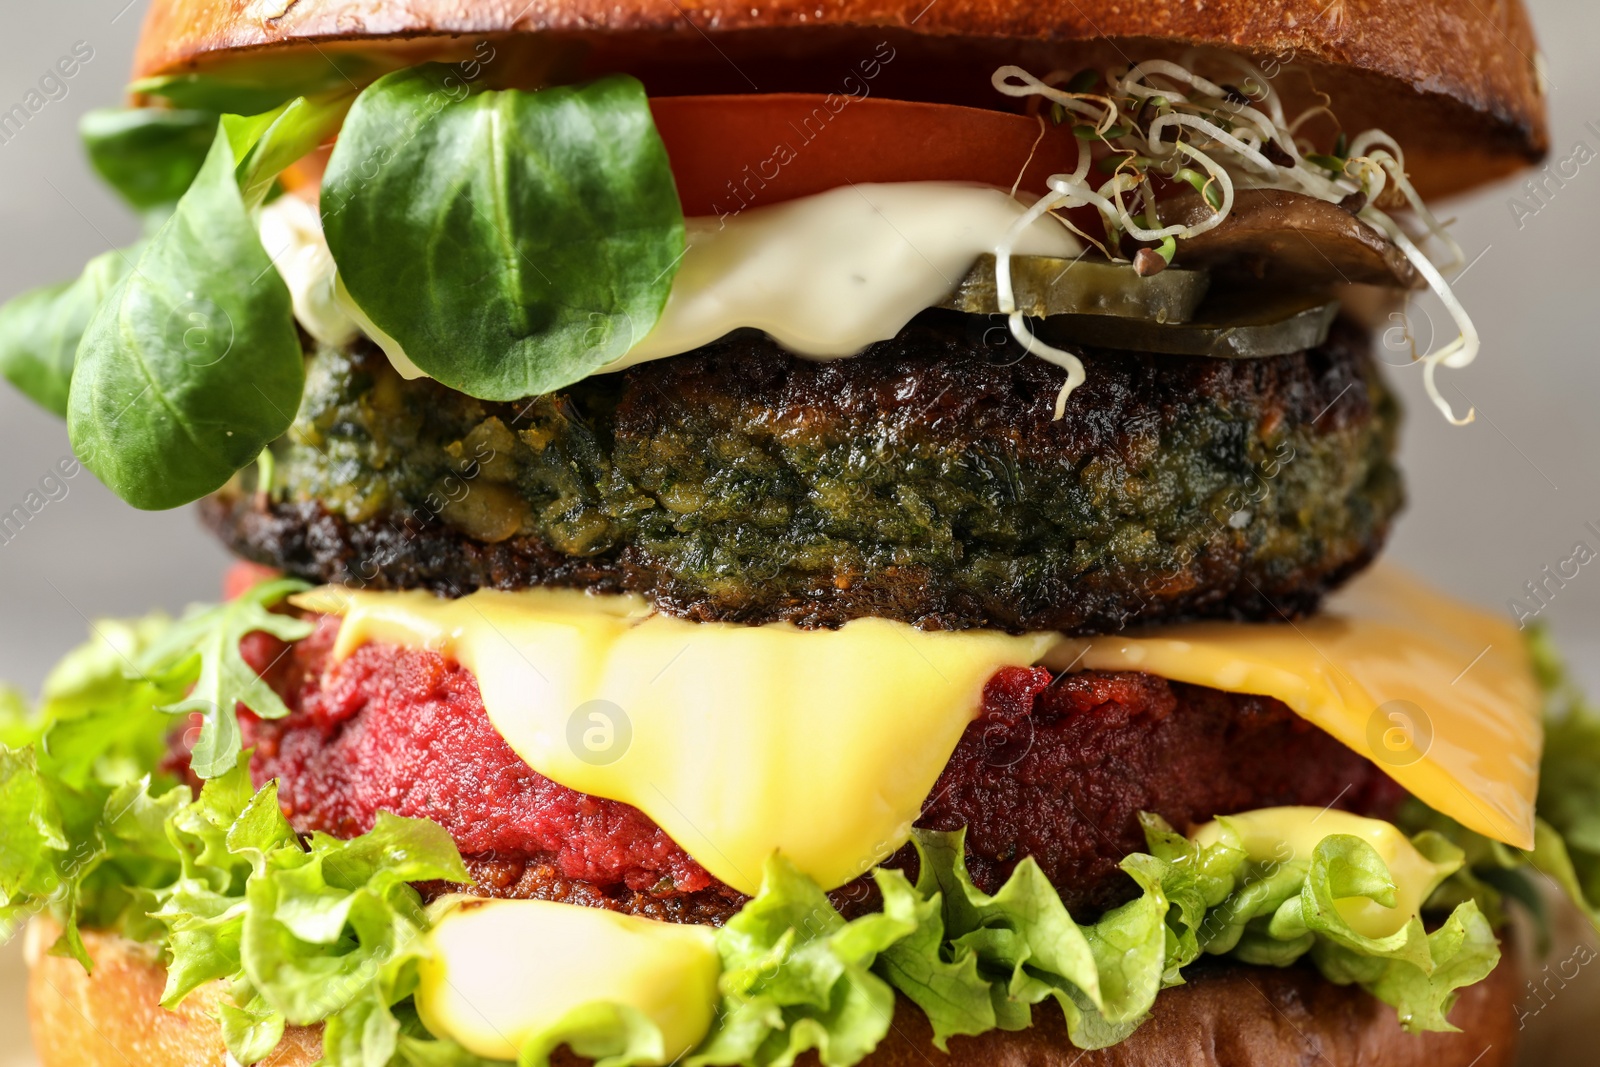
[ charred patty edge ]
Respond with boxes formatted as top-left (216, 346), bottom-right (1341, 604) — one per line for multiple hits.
top-left (201, 492), bottom-right (1387, 632)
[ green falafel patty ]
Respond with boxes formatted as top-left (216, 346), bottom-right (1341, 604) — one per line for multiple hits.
top-left (204, 312), bottom-right (1401, 632)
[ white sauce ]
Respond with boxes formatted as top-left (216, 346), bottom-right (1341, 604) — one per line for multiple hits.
top-left (260, 181), bottom-right (1080, 378)
top-left (256, 196), bottom-right (359, 350)
top-left (609, 182), bottom-right (1081, 368)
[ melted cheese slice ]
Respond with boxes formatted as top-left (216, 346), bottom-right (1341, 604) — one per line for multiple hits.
top-left (300, 565), bottom-right (1541, 893)
top-left (417, 898), bottom-right (720, 1062)
top-left (298, 586), bottom-right (1055, 894)
top-left (1045, 565), bottom-right (1542, 848)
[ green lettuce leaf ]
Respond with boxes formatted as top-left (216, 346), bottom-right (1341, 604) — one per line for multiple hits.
top-left (0, 99), bottom-right (225, 419)
top-left (137, 762), bottom-right (469, 1066)
top-left (80, 107), bottom-right (220, 214)
top-left (877, 822), bottom-right (1497, 1048)
top-left (0, 751), bottom-right (187, 969)
top-left (130, 52), bottom-right (407, 115)
top-left (1397, 627), bottom-right (1600, 941)
top-left (322, 65), bottom-right (684, 402)
top-left (0, 160), bottom-right (216, 420)
top-left (10, 603), bottom-right (1594, 1066)
top-left (1528, 624), bottom-right (1600, 916)
top-left (685, 854), bottom-right (915, 1067)
top-left (0, 609), bottom-right (192, 964)
top-left (67, 92), bottom-right (350, 510)
top-left (0, 576), bottom-right (321, 963)
top-left (0, 746), bottom-right (71, 917)
top-left (0, 249), bottom-right (135, 418)
top-left (135, 576), bottom-right (313, 778)
top-left (519, 1003), bottom-right (674, 1067)
top-left (879, 828), bottom-right (1163, 1050)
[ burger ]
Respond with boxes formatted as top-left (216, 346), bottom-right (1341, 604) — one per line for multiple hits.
top-left (2, 1), bottom-right (1593, 1065)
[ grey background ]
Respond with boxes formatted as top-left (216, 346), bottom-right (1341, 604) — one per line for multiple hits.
top-left (1, 1), bottom-right (1598, 1064)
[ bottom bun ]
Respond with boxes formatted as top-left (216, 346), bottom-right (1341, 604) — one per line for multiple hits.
top-left (26, 918), bottom-right (1519, 1067)
top-left (25, 920), bottom-right (322, 1067)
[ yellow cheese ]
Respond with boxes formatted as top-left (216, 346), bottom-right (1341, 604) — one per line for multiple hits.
top-left (416, 898), bottom-right (720, 1063)
top-left (299, 564), bottom-right (1540, 893)
top-left (1046, 565), bottom-right (1541, 848)
top-left (1190, 807), bottom-right (1456, 938)
top-left (296, 586), bottom-right (1055, 894)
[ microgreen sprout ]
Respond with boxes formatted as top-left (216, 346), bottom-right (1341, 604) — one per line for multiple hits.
top-left (990, 54), bottom-right (1481, 424)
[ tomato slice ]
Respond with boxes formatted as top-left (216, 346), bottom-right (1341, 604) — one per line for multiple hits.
top-left (649, 94), bottom-right (1081, 217)
top-left (285, 94), bottom-right (1083, 217)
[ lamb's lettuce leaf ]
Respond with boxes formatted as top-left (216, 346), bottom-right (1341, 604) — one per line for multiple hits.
top-left (322, 65), bottom-right (683, 402)
top-left (130, 52), bottom-right (408, 116)
top-left (0, 109), bottom-right (215, 417)
top-left (80, 107), bottom-right (220, 214)
top-left (0, 108), bottom-right (214, 416)
top-left (0, 249), bottom-right (135, 418)
top-left (11, 57), bottom-right (684, 505)
top-left (68, 94), bottom-right (350, 510)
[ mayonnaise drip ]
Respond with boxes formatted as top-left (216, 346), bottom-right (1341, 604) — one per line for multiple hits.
top-left (257, 182), bottom-right (1080, 378)
top-left (608, 182), bottom-right (1080, 367)
top-left (257, 195), bottom-right (359, 350)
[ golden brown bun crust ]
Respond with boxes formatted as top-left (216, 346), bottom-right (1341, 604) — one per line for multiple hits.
top-left (26, 921), bottom-right (321, 1067)
top-left (132, 0), bottom-right (1547, 199)
top-left (28, 918), bottom-right (1517, 1067)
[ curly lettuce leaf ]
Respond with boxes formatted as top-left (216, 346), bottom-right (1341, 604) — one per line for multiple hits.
top-left (878, 828), bottom-right (1169, 1051)
top-left (878, 821), bottom-right (1497, 1048)
top-left (136, 576), bottom-right (313, 778)
top-left (514, 1003), bottom-right (674, 1067)
top-left (1528, 625), bottom-right (1600, 916)
top-left (12, 597), bottom-right (1591, 1065)
top-left (685, 853), bottom-right (915, 1067)
top-left (5, 768), bottom-right (1518, 1067)
top-left (1398, 627), bottom-right (1600, 942)
top-left (0, 610), bottom-right (190, 965)
top-left (0, 746), bottom-right (71, 916)
top-left (0, 752), bottom-right (186, 969)
top-left (0, 577), bottom-right (321, 964)
top-left (135, 762), bottom-right (468, 1065)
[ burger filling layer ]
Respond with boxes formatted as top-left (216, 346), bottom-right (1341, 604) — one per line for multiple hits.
top-left (217, 622), bottom-right (1404, 920)
top-left (209, 313), bottom-right (1399, 633)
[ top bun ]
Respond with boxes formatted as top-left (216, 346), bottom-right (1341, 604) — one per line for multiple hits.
top-left (133, 0), bottom-right (1547, 199)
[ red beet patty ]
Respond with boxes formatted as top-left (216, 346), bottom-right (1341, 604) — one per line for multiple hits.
top-left (205, 618), bottom-right (1404, 921)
